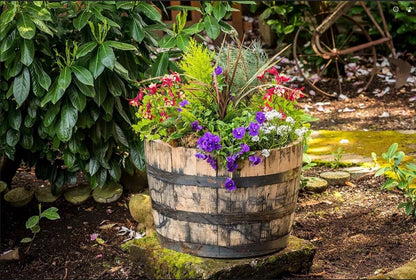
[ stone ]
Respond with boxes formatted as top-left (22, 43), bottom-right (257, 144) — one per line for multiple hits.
top-left (0, 248), bottom-right (20, 262)
top-left (370, 259), bottom-right (416, 279)
top-left (342, 166), bottom-right (377, 180)
top-left (92, 182), bottom-right (123, 203)
top-left (120, 168), bottom-right (148, 193)
top-left (128, 194), bottom-right (154, 234)
top-left (35, 185), bottom-right (61, 203)
top-left (0, 180), bottom-right (6, 193)
top-left (122, 233), bottom-right (315, 279)
top-left (304, 177), bottom-right (328, 193)
top-left (320, 171), bottom-right (351, 186)
top-left (4, 187), bottom-right (34, 207)
top-left (64, 184), bottom-right (91, 205)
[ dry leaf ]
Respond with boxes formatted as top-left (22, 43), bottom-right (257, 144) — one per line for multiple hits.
top-left (109, 265), bottom-right (123, 273)
top-left (85, 207), bottom-right (94, 212)
top-left (99, 223), bottom-right (117, 230)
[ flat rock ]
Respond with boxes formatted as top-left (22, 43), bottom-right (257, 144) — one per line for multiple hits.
top-left (64, 184), bottom-right (91, 205)
top-left (92, 182), bottom-right (123, 203)
top-left (320, 171), bottom-right (350, 186)
top-left (0, 248), bottom-right (20, 262)
top-left (0, 181), bottom-right (7, 193)
top-left (35, 185), bottom-right (61, 203)
top-left (342, 166), bottom-right (377, 180)
top-left (304, 177), bottom-right (328, 193)
top-left (4, 187), bottom-right (34, 207)
top-left (123, 233), bottom-right (315, 279)
top-left (370, 259), bottom-right (416, 279)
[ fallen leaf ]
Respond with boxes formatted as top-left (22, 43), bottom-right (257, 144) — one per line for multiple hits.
top-left (85, 207), bottom-right (94, 212)
top-left (99, 223), bottom-right (117, 230)
top-left (109, 265), bottom-right (123, 273)
top-left (345, 181), bottom-right (356, 188)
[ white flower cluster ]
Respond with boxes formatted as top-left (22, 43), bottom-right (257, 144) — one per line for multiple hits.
top-left (261, 149), bottom-right (270, 157)
top-left (264, 110), bottom-right (283, 121)
top-left (294, 127), bottom-right (309, 138)
top-left (275, 125), bottom-right (292, 136)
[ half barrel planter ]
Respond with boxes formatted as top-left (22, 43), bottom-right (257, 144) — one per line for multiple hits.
top-left (144, 139), bottom-right (303, 258)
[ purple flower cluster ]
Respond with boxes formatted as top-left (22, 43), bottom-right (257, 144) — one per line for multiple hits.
top-left (214, 66), bottom-right (223, 76)
top-left (232, 127), bottom-right (246, 139)
top-left (224, 178), bottom-right (236, 191)
top-left (191, 120), bottom-right (203, 131)
top-left (226, 154), bottom-right (239, 172)
top-left (195, 153), bottom-right (217, 169)
top-left (249, 155), bottom-right (262, 166)
top-left (197, 132), bottom-right (221, 152)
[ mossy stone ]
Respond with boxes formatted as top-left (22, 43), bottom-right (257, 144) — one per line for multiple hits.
top-left (320, 171), bottom-right (351, 186)
top-left (304, 177), bottom-right (328, 193)
top-left (370, 259), bottom-right (416, 279)
top-left (0, 181), bottom-right (7, 193)
top-left (128, 194), bottom-right (154, 234)
top-left (64, 184), bottom-right (91, 205)
top-left (343, 166), bottom-right (377, 180)
top-left (4, 187), bottom-right (34, 207)
top-left (35, 185), bottom-right (61, 203)
top-left (92, 182), bottom-right (123, 203)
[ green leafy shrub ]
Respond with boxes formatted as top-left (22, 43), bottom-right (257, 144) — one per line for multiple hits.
top-left (374, 143), bottom-right (416, 215)
top-left (0, 1), bottom-right (240, 190)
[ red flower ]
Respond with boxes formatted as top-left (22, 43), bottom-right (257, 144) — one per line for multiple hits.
top-left (267, 66), bottom-right (279, 76)
top-left (148, 83), bottom-right (158, 94)
top-left (257, 72), bottom-right (265, 83)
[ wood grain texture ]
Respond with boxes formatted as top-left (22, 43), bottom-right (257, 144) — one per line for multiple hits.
top-left (145, 139), bottom-right (303, 258)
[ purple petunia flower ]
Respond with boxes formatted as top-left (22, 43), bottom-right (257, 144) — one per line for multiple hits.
top-left (239, 144), bottom-right (250, 155)
top-left (248, 122), bottom-right (261, 136)
top-left (179, 99), bottom-right (189, 107)
top-left (214, 66), bottom-right (223, 75)
top-left (232, 127), bottom-right (246, 139)
top-left (197, 132), bottom-right (221, 152)
top-left (226, 154), bottom-right (239, 172)
top-left (255, 112), bottom-right (266, 124)
top-left (195, 153), bottom-right (208, 160)
top-left (224, 178), bottom-right (236, 191)
top-left (191, 120), bottom-right (203, 131)
top-left (249, 155), bottom-right (262, 166)
top-left (206, 155), bottom-right (217, 170)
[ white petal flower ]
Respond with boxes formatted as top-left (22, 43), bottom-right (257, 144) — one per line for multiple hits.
top-left (251, 135), bottom-right (259, 142)
top-left (261, 149), bottom-right (270, 157)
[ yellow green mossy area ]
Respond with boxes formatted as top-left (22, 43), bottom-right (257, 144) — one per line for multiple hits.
top-left (122, 233), bottom-right (316, 279)
top-left (307, 130), bottom-right (416, 164)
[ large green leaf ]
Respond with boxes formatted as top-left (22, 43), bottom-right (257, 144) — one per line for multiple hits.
top-left (0, 9), bottom-right (15, 28)
top-left (63, 152), bottom-right (76, 169)
top-left (129, 140), bottom-right (145, 169)
top-left (152, 52), bottom-right (169, 77)
top-left (68, 87), bottom-right (87, 112)
top-left (6, 129), bottom-right (20, 146)
top-left (159, 36), bottom-right (176, 49)
top-left (13, 67), bottom-right (30, 106)
top-left (94, 77), bottom-right (107, 106)
top-left (71, 65), bottom-right (94, 86)
top-left (74, 78), bottom-right (96, 97)
top-left (98, 43), bottom-right (115, 70)
top-left (109, 159), bottom-right (121, 181)
top-left (213, 2), bottom-right (227, 21)
top-left (8, 107), bottom-right (22, 130)
top-left (89, 52), bottom-right (105, 78)
top-left (33, 61), bottom-right (51, 91)
top-left (24, 5), bottom-right (52, 21)
top-left (21, 133), bottom-right (34, 149)
top-left (101, 95), bottom-right (114, 115)
top-left (51, 67), bottom-right (71, 104)
top-left (17, 13), bottom-right (36, 40)
top-left (25, 216), bottom-right (40, 229)
top-left (21, 39), bottom-right (35, 66)
top-left (176, 35), bottom-right (190, 51)
top-left (89, 157), bottom-right (100, 176)
top-left (95, 168), bottom-right (107, 187)
top-left (77, 42), bottom-right (98, 58)
top-left (113, 123), bottom-right (129, 147)
top-left (130, 15), bottom-right (145, 42)
top-left (1, 29), bottom-right (17, 54)
top-left (44, 102), bottom-right (60, 127)
top-left (203, 15), bottom-right (221, 39)
top-left (105, 41), bottom-right (136, 51)
top-left (107, 74), bottom-right (125, 97)
top-left (116, 1), bottom-right (134, 10)
top-left (138, 2), bottom-right (162, 21)
top-left (56, 104), bottom-right (78, 142)
top-left (73, 10), bottom-right (92, 30)
top-left (31, 18), bottom-right (54, 37)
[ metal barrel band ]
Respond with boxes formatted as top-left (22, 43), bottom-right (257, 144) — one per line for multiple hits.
top-left (146, 163), bottom-right (301, 189)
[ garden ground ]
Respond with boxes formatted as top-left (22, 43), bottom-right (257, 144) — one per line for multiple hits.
top-left (1, 77), bottom-right (416, 279)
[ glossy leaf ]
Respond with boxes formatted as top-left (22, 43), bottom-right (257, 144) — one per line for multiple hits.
top-left (56, 104), bottom-right (78, 142)
top-left (113, 123), bottom-right (128, 147)
top-left (203, 15), bottom-right (220, 39)
top-left (76, 42), bottom-right (98, 58)
top-left (71, 65), bottom-right (94, 86)
top-left (130, 15), bottom-right (145, 42)
top-left (6, 129), bottom-right (20, 146)
top-left (213, 2), bottom-right (227, 21)
top-left (176, 35), bottom-right (190, 51)
top-left (21, 39), bottom-right (35, 66)
top-left (138, 2), bottom-right (162, 21)
top-left (105, 41), bottom-right (136, 51)
top-left (25, 216), bottom-right (39, 229)
top-left (13, 67), bottom-right (30, 106)
top-left (159, 36), bottom-right (176, 49)
top-left (31, 18), bottom-right (54, 37)
top-left (109, 159), bottom-right (122, 181)
top-left (21, 133), bottom-right (34, 149)
top-left (68, 87), bottom-right (87, 112)
top-left (0, 9), bottom-right (15, 27)
top-left (63, 152), bottom-right (76, 169)
top-left (73, 10), bottom-right (92, 30)
top-left (41, 207), bottom-right (60, 220)
top-left (33, 61), bottom-right (51, 91)
top-left (89, 52), bottom-right (105, 78)
top-left (152, 52), bottom-right (169, 77)
top-left (74, 78), bottom-right (96, 97)
top-left (116, 1), bottom-right (134, 10)
top-left (94, 77), bottom-right (107, 106)
top-left (89, 157), bottom-right (100, 176)
top-left (8, 107), bottom-right (22, 130)
top-left (44, 102), bottom-right (60, 127)
top-left (17, 13), bottom-right (36, 40)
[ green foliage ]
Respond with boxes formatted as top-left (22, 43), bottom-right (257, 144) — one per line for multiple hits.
top-left (374, 143), bottom-right (416, 215)
top-left (21, 204), bottom-right (60, 252)
top-left (331, 147), bottom-right (344, 169)
top-left (179, 39), bottom-right (214, 85)
top-left (0, 1), bottom-right (240, 190)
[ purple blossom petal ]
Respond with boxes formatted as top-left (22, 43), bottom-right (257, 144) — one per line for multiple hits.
top-left (232, 127), bottom-right (246, 139)
top-left (248, 122), bottom-right (260, 136)
top-left (195, 153), bottom-right (208, 160)
top-left (206, 155), bottom-right (217, 170)
top-left (239, 144), bottom-right (250, 155)
top-left (214, 66), bottom-right (223, 75)
top-left (255, 112), bottom-right (266, 124)
top-left (224, 178), bottom-right (236, 191)
top-left (249, 155), bottom-right (262, 166)
top-left (179, 99), bottom-right (189, 107)
top-left (226, 154), bottom-right (239, 172)
top-left (191, 120), bottom-right (203, 131)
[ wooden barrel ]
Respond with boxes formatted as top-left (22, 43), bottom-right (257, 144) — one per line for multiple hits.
top-left (144, 139), bottom-right (303, 258)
